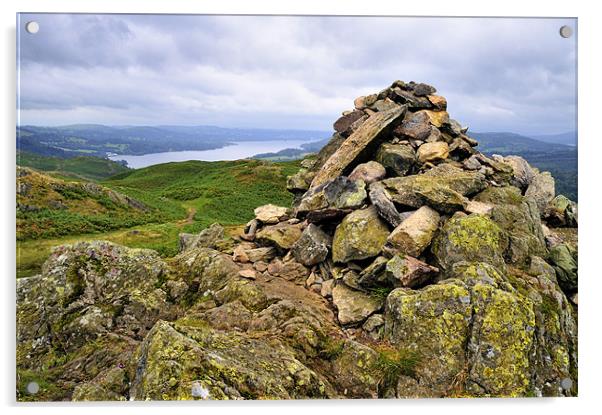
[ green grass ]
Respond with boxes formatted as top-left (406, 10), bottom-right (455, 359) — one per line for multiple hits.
top-left (17, 151), bottom-right (130, 181)
top-left (372, 345), bottom-right (421, 390)
top-left (17, 158), bottom-right (301, 278)
top-left (104, 159), bottom-right (301, 231)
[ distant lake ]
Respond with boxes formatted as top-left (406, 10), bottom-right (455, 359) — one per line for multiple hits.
top-left (108, 139), bottom-right (317, 169)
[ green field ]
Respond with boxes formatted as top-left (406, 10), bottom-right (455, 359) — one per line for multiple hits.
top-left (16, 158), bottom-right (301, 278)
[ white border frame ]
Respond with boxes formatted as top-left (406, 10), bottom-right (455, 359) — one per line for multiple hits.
top-left (2, 1), bottom-right (599, 414)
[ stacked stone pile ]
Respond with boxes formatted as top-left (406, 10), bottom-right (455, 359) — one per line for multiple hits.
top-left (17, 81), bottom-right (578, 401)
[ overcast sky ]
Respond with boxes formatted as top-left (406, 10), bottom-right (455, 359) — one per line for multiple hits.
top-left (17, 14), bottom-right (577, 135)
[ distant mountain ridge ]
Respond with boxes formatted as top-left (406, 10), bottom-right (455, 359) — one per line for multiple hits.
top-left (17, 124), bottom-right (331, 158)
top-left (529, 131), bottom-right (577, 146)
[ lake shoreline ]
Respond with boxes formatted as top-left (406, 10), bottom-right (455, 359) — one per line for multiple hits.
top-left (109, 139), bottom-right (322, 169)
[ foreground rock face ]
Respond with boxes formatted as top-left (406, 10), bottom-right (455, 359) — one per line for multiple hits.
top-left (17, 80), bottom-right (577, 401)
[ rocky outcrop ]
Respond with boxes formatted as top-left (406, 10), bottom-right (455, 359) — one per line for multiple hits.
top-left (17, 80), bottom-right (577, 401)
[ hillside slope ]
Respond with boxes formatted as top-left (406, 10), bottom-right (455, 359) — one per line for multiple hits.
top-left (16, 167), bottom-right (173, 241)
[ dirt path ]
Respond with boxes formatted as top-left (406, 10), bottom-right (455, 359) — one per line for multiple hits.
top-left (177, 207), bottom-right (197, 227)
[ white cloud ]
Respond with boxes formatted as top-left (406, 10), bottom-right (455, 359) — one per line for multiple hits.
top-left (18, 14), bottom-right (577, 134)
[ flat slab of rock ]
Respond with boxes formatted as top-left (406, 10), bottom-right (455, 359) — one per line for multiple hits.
top-left (332, 283), bottom-right (383, 325)
top-left (254, 204), bottom-right (289, 224)
top-left (297, 176), bottom-right (367, 214)
top-left (332, 206), bottom-right (390, 263)
top-left (375, 177), bottom-right (467, 214)
top-left (387, 206), bottom-right (440, 256)
top-left (310, 105), bottom-right (407, 189)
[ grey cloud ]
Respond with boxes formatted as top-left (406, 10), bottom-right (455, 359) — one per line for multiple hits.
top-left (17, 14), bottom-right (576, 134)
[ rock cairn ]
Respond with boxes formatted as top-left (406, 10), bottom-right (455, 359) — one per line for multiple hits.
top-left (239, 80), bottom-right (578, 394)
top-left (17, 81), bottom-right (578, 401)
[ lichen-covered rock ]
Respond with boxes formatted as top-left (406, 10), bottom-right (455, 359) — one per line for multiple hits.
top-left (291, 223), bottom-right (332, 266)
top-left (178, 223), bottom-right (225, 252)
top-left (376, 143), bottom-right (416, 177)
top-left (526, 171), bottom-right (556, 215)
top-left (496, 155), bottom-right (536, 190)
top-left (310, 105), bottom-right (407, 189)
top-left (431, 214), bottom-right (508, 271)
top-left (548, 243), bottom-right (578, 293)
top-left (296, 176), bottom-right (367, 215)
top-left (16, 241), bottom-right (177, 401)
top-left (387, 206), bottom-right (440, 256)
top-left (474, 186), bottom-right (547, 265)
top-left (174, 247), bottom-right (239, 294)
top-left (129, 320), bottom-right (330, 400)
top-left (385, 260), bottom-right (576, 398)
top-left (377, 165), bottom-right (486, 213)
top-left (332, 283), bottom-right (383, 325)
top-left (255, 222), bottom-right (304, 251)
top-left (348, 161), bottom-right (386, 184)
top-left (327, 340), bottom-right (379, 398)
top-left (332, 206), bottom-right (390, 263)
top-left (385, 281), bottom-right (473, 397)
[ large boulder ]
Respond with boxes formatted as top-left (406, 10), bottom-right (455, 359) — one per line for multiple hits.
top-left (495, 155), bottom-right (536, 190)
top-left (387, 206), bottom-right (440, 256)
top-left (129, 320), bottom-right (329, 400)
top-left (178, 223), bottom-right (225, 252)
top-left (548, 243), bottom-right (578, 293)
top-left (310, 105), bottom-right (407, 189)
top-left (332, 206), bottom-right (390, 263)
top-left (16, 241), bottom-right (177, 401)
top-left (545, 195), bottom-right (578, 227)
top-left (385, 261), bottom-right (576, 397)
